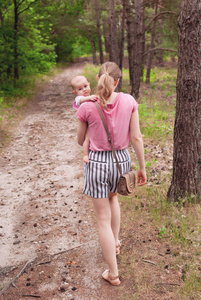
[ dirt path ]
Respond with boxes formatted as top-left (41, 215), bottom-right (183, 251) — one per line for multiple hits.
top-left (0, 62), bottom-right (120, 299)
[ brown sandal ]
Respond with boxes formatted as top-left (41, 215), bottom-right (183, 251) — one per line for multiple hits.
top-left (102, 269), bottom-right (120, 286)
top-left (116, 241), bottom-right (121, 255)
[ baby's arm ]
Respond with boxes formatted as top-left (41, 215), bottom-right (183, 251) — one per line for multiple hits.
top-left (79, 95), bottom-right (97, 104)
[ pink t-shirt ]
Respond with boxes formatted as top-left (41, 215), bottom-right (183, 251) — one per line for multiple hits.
top-left (76, 92), bottom-right (138, 151)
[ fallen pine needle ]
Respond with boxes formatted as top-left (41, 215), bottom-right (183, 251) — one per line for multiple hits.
top-left (142, 259), bottom-right (157, 265)
top-left (22, 295), bottom-right (41, 298)
top-left (155, 282), bottom-right (180, 286)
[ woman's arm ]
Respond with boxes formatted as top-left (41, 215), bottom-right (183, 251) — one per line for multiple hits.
top-left (77, 119), bottom-right (88, 146)
top-left (130, 110), bottom-right (147, 186)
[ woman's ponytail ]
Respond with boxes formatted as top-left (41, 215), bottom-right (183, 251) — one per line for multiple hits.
top-left (96, 62), bottom-right (121, 108)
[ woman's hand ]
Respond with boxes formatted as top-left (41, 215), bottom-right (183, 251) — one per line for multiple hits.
top-left (137, 169), bottom-right (147, 186)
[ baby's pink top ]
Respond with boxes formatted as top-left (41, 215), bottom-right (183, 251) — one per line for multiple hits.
top-left (76, 92), bottom-right (139, 151)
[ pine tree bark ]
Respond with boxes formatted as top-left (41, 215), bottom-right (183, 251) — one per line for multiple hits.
top-left (167, 0), bottom-right (201, 201)
top-left (103, 22), bottom-right (110, 54)
top-left (118, 0), bottom-right (126, 91)
top-left (125, 0), bottom-right (134, 86)
top-left (131, 0), bottom-right (142, 99)
top-left (141, 1), bottom-right (145, 77)
top-left (95, 0), bottom-right (104, 64)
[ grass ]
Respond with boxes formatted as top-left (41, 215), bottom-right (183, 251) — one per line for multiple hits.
top-left (118, 182), bottom-right (201, 298)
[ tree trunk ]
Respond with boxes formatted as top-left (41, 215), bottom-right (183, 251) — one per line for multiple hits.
top-left (131, 0), bottom-right (142, 99)
top-left (146, 1), bottom-right (158, 84)
top-left (125, 0), bottom-right (134, 86)
top-left (118, 0), bottom-right (126, 91)
top-left (95, 0), bottom-right (104, 64)
top-left (103, 22), bottom-right (110, 54)
top-left (88, 30), bottom-right (98, 65)
top-left (108, 0), bottom-right (119, 64)
top-left (141, 0), bottom-right (145, 77)
top-left (13, 0), bottom-right (19, 83)
top-left (167, 0), bottom-right (201, 201)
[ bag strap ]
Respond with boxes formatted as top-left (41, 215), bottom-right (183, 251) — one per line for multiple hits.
top-left (95, 101), bottom-right (123, 177)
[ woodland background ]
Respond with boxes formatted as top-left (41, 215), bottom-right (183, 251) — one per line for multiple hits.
top-left (0, 1), bottom-right (201, 298)
top-left (0, 0), bottom-right (179, 98)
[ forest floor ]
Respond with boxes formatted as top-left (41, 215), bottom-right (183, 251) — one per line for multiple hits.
top-left (0, 59), bottom-right (182, 300)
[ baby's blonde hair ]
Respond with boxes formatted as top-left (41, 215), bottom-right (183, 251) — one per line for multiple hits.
top-left (96, 62), bottom-right (121, 108)
top-left (71, 75), bottom-right (88, 90)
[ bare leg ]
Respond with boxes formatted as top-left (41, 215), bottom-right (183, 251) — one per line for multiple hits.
top-left (109, 192), bottom-right (120, 247)
top-left (92, 197), bottom-right (119, 278)
top-left (83, 131), bottom-right (89, 163)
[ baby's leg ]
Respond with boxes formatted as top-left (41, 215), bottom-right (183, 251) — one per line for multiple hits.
top-left (83, 131), bottom-right (89, 163)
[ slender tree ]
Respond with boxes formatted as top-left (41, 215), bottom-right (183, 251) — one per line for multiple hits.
top-left (13, 0), bottom-right (19, 81)
top-left (131, 0), bottom-right (142, 99)
top-left (167, 0), bottom-right (201, 201)
top-left (118, 0), bottom-right (126, 91)
top-left (102, 21), bottom-right (110, 54)
top-left (146, 0), bottom-right (158, 84)
top-left (140, 0), bottom-right (145, 76)
top-left (88, 30), bottom-right (98, 65)
top-left (125, 0), bottom-right (134, 86)
top-left (84, 0), bottom-right (98, 65)
top-left (95, 0), bottom-right (104, 64)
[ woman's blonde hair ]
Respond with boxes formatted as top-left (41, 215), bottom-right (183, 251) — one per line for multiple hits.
top-left (96, 62), bottom-right (121, 108)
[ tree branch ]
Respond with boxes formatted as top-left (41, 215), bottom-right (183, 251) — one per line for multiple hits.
top-left (0, 257), bottom-right (37, 296)
top-left (18, 0), bottom-right (39, 15)
top-left (16, 0), bottom-right (26, 10)
top-left (142, 47), bottom-right (177, 57)
top-left (145, 11), bottom-right (178, 31)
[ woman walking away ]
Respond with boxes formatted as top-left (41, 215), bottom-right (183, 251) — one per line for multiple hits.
top-left (76, 62), bottom-right (147, 286)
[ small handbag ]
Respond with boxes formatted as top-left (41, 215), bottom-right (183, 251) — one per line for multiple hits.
top-left (95, 101), bottom-right (136, 196)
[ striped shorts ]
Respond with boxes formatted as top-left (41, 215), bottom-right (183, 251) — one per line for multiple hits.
top-left (83, 149), bottom-right (131, 198)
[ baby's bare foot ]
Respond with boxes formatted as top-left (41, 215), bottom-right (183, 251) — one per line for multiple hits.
top-left (83, 155), bottom-right (89, 163)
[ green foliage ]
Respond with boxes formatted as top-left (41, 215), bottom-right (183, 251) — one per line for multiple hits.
top-left (158, 226), bottom-right (166, 237)
top-left (82, 64), bottom-right (100, 92)
top-left (143, 68), bottom-right (157, 83)
top-left (72, 35), bottom-right (95, 58)
top-left (0, 0), bottom-right (58, 97)
top-left (0, 0), bottom-right (90, 98)
top-left (55, 36), bottom-right (74, 62)
top-left (0, 0), bottom-right (180, 102)
top-left (145, 1), bottom-right (179, 62)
